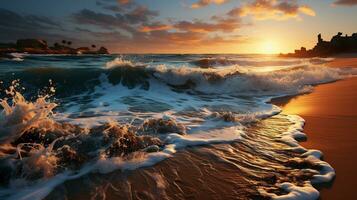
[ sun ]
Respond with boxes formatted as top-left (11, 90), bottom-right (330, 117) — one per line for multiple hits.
top-left (261, 40), bottom-right (280, 54)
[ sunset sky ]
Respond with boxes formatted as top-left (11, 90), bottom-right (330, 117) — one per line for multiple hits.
top-left (0, 0), bottom-right (356, 54)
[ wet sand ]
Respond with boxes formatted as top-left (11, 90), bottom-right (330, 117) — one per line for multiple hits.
top-left (272, 58), bottom-right (357, 199)
top-left (327, 57), bottom-right (357, 68)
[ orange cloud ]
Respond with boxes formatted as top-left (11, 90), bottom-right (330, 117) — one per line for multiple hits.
top-left (228, 0), bottom-right (315, 20)
top-left (139, 24), bottom-right (172, 32)
top-left (117, 0), bottom-right (130, 4)
top-left (333, 0), bottom-right (357, 5)
top-left (191, 0), bottom-right (229, 9)
top-left (174, 18), bottom-right (241, 33)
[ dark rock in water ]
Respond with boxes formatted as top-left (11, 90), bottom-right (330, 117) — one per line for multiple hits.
top-left (140, 118), bottom-right (186, 135)
top-left (57, 145), bottom-right (86, 170)
top-left (13, 122), bottom-right (84, 147)
top-left (16, 39), bottom-right (48, 49)
top-left (103, 134), bottom-right (160, 156)
top-left (221, 112), bottom-right (236, 122)
top-left (90, 123), bottom-right (162, 157)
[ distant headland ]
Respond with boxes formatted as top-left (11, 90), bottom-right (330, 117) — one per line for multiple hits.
top-left (0, 39), bottom-right (109, 59)
top-left (281, 32), bottom-right (357, 58)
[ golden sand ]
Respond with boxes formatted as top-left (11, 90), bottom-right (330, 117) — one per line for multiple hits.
top-left (272, 57), bottom-right (357, 199)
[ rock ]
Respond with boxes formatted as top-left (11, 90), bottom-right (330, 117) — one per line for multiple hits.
top-left (89, 123), bottom-right (162, 157)
top-left (140, 118), bottom-right (186, 135)
top-left (56, 145), bottom-right (86, 169)
top-left (76, 47), bottom-right (90, 54)
top-left (16, 39), bottom-right (48, 49)
top-left (77, 46), bottom-right (109, 55)
top-left (97, 46), bottom-right (109, 54)
top-left (143, 145), bottom-right (160, 153)
top-left (0, 38), bottom-right (109, 55)
top-left (282, 32), bottom-right (357, 57)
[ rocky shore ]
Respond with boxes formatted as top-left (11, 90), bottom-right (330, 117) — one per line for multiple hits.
top-left (281, 32), bottom-right (357, 58)
top-left (0, 39), bottom-right (109, 59)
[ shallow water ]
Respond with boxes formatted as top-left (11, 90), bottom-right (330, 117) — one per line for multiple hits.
top-left (0, 54), bottom-right (354, 200)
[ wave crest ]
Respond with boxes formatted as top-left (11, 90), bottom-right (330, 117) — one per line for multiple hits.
top-left (105, 57), bottom-right (144, 69)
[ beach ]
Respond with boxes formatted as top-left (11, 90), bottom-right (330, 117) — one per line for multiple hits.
top-left (0, 54), bottom-right (355, 199)
top-left (272, 58), bottom-right (357, 199)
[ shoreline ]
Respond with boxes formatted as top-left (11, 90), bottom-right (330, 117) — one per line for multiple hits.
top-left (2, 55), bottom-right (356, 199)
top-left (271, 70), bottom-right (357, 199)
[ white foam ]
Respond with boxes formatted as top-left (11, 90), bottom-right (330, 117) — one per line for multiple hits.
top-left (277, 115), bottom-right (307, 147)
top-left (105, 57), bottom-right (143, 69)
top-left (10, 53), bottom-right (26, 61)
top-left (261, 114), bottom-right (335, 199)
top-left (146, 62), bottom-right (351, 95)
top-left (260, 182), bottom-right (319, 200)
top-left (303, 150), bottom-right (335, 183)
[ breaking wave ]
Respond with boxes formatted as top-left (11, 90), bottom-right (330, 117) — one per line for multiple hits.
top-left (105, 57), bottom-right (144, 69)
top-left (2, 56), bottom-right (355, 100)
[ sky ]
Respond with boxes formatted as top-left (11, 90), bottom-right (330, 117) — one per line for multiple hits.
top-left (0, 0), bottom-right (356, 54)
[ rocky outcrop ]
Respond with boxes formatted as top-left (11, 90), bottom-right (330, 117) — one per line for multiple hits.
top-left (281, 32), bottom-right (357, 58)
top-left (76, 46), bottom-right (109, 54)
top-left (0, 39), bottom-right (110, 58)
top-left (16, 39), bottom-right (48, 49)
top-left (76, 47), bottom-right (90, 54)
top-left (97, 47), bottom-right (109, 54)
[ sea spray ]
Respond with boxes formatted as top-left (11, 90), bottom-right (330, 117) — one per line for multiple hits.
top-left (0, 81), bottom-right (57, 144)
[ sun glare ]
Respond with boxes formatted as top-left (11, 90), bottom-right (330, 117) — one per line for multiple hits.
top-left (261, 40), bottom-right (279, 54)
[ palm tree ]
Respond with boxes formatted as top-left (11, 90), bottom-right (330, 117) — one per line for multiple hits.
top-left (62, 40), bottom-right (66, 45)
top-left (91, 44), bottom-right (96, 49)
top-left (67, 41), bottom-right (72, 46)
top-left (54, 42), bottom-right (59, 47)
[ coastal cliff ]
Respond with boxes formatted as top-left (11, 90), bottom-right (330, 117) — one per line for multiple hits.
top-left (281, 32), bottom-right (357, 58)
top-left (0, 39), bottom-right (109, 59)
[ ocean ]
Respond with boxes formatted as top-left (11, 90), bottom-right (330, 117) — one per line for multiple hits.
top-left (0, 54), bottom-right (354, 199)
